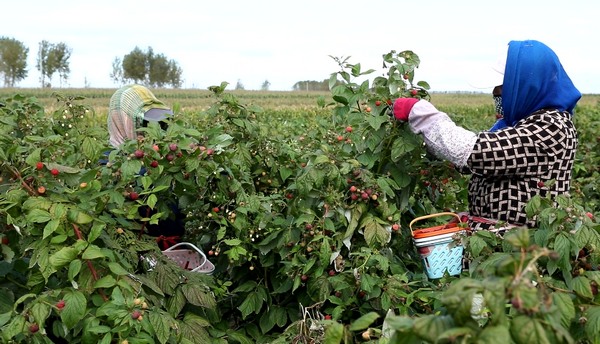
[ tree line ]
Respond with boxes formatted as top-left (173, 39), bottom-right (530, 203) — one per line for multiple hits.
top-left (0, 37), bottom-right (184, 89)
top-left (0, 36), bottom-right (330, 90)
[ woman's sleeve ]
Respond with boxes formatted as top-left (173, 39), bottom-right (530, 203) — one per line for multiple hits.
top-left (408, 100), bottom-right (478, 169)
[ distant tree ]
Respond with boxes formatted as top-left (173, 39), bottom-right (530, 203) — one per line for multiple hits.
top-left (0, 37), bottom-right (28, 87)
top-left (261, 80), bottom-right (270, 91)
top-left (51, 42), bottom-right (72, 87)
top-left (122, 47), bottom-right (147, 85)
top-left (36, 40), bottom-right (72, 88)
top-left (166, 60), bottom-right (183, 88)
top-left (235, 79), bottom-right (245, 90)
top-left (36, 41), bottom-right (52, 87)
top-left (117, 46), bottom-right (183, 88)
top-left (148, 52), bottom-right (170, 88)
top-left (110, 57), bottom-right (123, 85)
top-left (292, 79), bottom-right (329, 91)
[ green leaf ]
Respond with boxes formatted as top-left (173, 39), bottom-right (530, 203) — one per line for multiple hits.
top-left (349, 312), bottom-right (380, 331)
top-left (166, 288), bottom-right (186, 317)
top-left (390, 136), bottom-right (417, 161)
top-left (43, 219), bottom-right (61, 239)
top-left (61, 290), bottom-right (87, 328)
top-left (572, 276), bottom-right (594, 299)
top-left (147, 194), bottom-right (158, 209)
top-left (585, 306), bottom-right (600, 342)
top-left (82, 245), bottom-right (106, 260)
top-left (181, 284), bottom-right (216, 308)
top-left (552, 292), bottom-right (575, 328)
top-left (26, 148), bottom-right (42, 166)
top-left (223, 238), bottom-right (242, 246)
top-left (88, 222), bottom-right (104, 243)
top-left (553, 233), bottom-right (572, 271)
top-left (31, 302), bottom-right (51, 328)
top-left (68, 208), bottom-right (94, 224)
top-left (49, 247), bottom-right (79, 268)
top-left (279, 167), bottom-right (293, 182)
top-left (259, 305), bottom-right (287, 334)
top-left (68, 259), bottom-right (82, 281)
top-left (238, 291), bottom-right (263, 319)
top-left (2, 314), bottom-right (26, 341)
top-left (149, 310), bottom-right (176, 344)
top-left (180, 313), bottom-right (211, 343)
top-left (108, 262), bottom-right (129, 276)
top-left (94, 275), bottom-right (116, 289)
top-left (314, 155), bottom-right (330, 165)
top-left (27, 208), bottom-right (52, 223)
top-left (469, 235), bottom-right (487, 257)
top-left (412, 315), bottom-right (455, 343)
top-left (323, 321), bottom-right (344, 344)
top-left (362, 215), bottom-right (390, 247)
top-left (509, 315), bottom-right (551, 344)
top-left (365, 114), bottom-right (389, 131)
top-left (477, 325), bottom-right (511, 344)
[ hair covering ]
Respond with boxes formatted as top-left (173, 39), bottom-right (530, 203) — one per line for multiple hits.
top-left (107, 85), bottom-right (173, 147)
top-left (490, 40), bottom-right (581, 131)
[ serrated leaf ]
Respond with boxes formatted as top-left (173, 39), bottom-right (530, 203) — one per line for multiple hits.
top-left (27, 208), bottom-right (52, 223)
top-left (147, 194), bottom-right (158, 209)
top-left (88, 223), bottom-right (104, 243)
top-left (107, 262), bottom-right (129, 276)
top-left (477, 325), bottom-right (511, 344)
top-left (94, 275), bottom-right (116, 289)
top-left (31, 302), bottom-right (51, 328)
top-left (149, 310), bottom-right (176, 344)
top-left (181, 283), bottom-right (216, 308)
top-left (552, 292), bottom-right (575, 328)
top-left (509, 315), bottom-right (551, 344)
top-left (61, 290), bottom-right (87, 328)
top-left (412, 315), bottom-right (455, 342)
top-left (259, 305), bottom-right (287, 334)
top-left (572, 276), bottom-right (594, 299)
top-left (43, 219), bottom-right (60, 239)
top-left (365, 114), bottom-right (389, 131)
top-left (362, 215), bottom-right (390, 246)
top-left (82, 245), bottom-right (105, 260)
top-left (68, 259), bottom-right (82, 281)
top-left (49, 247), bottom-right (79, 268)
top-left (323, 321), bottom-right (344, 344)
top-left (180, 313), bottom-right (211, 343)
top-left (68, 208), bottom-right (94, 224)
top-left (238, 291), bottom-right (263, 319)
top-left (279, 167), bottom-right (293, 182)
top-left (585, 306), bottom-right (600, 342)
top-left (166, 288), bottom-right (186, 317)
top-left (2, 314), bottom-right (26, 340)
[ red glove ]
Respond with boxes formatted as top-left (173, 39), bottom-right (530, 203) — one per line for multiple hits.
top-left (392, 98), bottom-right (419, 121)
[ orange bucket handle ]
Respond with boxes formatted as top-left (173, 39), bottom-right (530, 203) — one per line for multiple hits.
top-left (409, 212), bottom-right (462, 236)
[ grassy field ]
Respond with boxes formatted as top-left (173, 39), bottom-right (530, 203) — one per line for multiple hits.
top-left (1, 88), bottom-right (599, 127)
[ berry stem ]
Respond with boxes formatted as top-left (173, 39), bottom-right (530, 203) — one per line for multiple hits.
top-left (72, 223), bottom-right (109, 301)
top-left (8, 165), bottom-right (38, 196)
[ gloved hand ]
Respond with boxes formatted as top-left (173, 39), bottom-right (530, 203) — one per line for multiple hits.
top-left (392, 98), bottom-right (420, 121)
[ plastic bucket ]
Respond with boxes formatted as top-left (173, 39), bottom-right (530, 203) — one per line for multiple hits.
top-left (410, 212), bottom-right (467, 279)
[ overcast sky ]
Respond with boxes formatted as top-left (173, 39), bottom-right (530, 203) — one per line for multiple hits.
top-left (3, 0), bottom-right (599, 93)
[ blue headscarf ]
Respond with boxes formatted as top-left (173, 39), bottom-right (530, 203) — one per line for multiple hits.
top-left (490, 40), bottom-right (581, 131)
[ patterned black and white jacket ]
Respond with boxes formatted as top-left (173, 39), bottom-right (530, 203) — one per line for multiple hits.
top-left (407, 100), bottom-right (577, 229)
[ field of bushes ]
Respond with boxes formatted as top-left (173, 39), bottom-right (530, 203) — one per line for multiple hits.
top-left (1, 50), bottom-right (600, 344)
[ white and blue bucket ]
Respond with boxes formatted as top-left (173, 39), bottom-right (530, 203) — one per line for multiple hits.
top-left (410, 212), bottom-right (468, 279)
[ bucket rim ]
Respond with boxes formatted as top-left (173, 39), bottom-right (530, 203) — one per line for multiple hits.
top-left (412, 225), bottom-right (464, 239)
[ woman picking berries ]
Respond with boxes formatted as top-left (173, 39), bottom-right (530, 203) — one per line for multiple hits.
top-left (393, 40), bottom-right (581, 231)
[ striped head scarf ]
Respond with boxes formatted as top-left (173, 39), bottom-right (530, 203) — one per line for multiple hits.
top-left (107, 85), bottom-right (173, 147)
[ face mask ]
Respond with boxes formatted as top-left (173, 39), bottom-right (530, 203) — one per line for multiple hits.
top-left (493, 96), bottom-right (504, 119)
